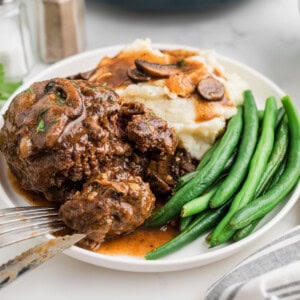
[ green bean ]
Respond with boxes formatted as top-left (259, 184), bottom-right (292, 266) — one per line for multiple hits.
top-left (176, 151), bottom-right (235, 190)
top-left (205, 230), bottom-right (213, 244)
top-left (176, 171), bottom-right (198, 190)
top-left (232, 156), bottom-right (287, 241)
top-left (223, 151), bottom-right (237, 172)
top-left (229, 96), bottom-right (300, 230)
top-left (210, 90), bottom-right (259, 208)
top-left (196, 139), bottom-right (221, 171)
top-left (276, 107), bottom-right (285, 128)
top-left (210, 97), bottom-right (277, 247)
top-left (145, 107), bottom-right (243, 228)
top-left (255, 118), bottom-right (288, 197)
top-left (232, 221), bottom-right (259, 241)
top-left (258, 110), bottom-right (264, 123)
top-left (179, 216), bottom-right (194, 232)
top-left (181, 181), bottom-right (222, 217)
top-left (175, 139), bottom-right (221, 191)
top-left (265, 156), bottom-right (287, 190)
top-left (186, 211), bottom-right (208, 228)
top-left (258, 107), bottom-right (284, 128)
top-left (145, 202), bottom-right (231, 260)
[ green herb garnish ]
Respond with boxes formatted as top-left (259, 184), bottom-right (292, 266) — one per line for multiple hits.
top-left (39, 107), bottom-right (49, 117)
top-left (177, 60), bottom-right (186, 68)
top-left (50, 118), bottom-right (58, 125)
top-left (55, 96), bottom-right (65, 106)
top-left (36, 119), bottom-right (45, 133)
top-left (45, 81), bottom-right (55, 92)
top-left (0, 64), bottom-right (22, 103)
top-left (27, 88), bottom-right (34, 94)
top-left (108, 96), bottom-right (114, 103)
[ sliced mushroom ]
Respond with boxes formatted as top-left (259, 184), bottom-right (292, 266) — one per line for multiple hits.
top-left (135, 60), bottom-right (179, 78)
top-left (197, 76), bottom-right (225, 101)
top-left (127, 66), bottom-right (151, 82)
top-left (44, 78), bottom-right (83, 118)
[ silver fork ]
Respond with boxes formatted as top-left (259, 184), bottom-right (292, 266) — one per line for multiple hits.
top-left (0, 206), bottom-right (66, 248)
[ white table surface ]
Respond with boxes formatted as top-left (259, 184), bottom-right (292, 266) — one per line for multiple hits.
top-left (1, 0), bottom-right (300, 299)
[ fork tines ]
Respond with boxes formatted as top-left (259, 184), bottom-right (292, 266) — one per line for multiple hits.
top-left (0, 206), bottom-right (66, 248)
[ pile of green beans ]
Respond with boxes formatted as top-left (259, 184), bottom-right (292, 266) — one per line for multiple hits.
top-left (232, 120), bottom-right (289, 241)
top-left (229, 96), bottom-right (300, 229)
top-left (145, 92), bottom-right (300, 260)
top-left (210, 98), bottom-right (280, 247)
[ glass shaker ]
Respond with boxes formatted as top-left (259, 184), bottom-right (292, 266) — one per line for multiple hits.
top-left (0, 0), bottom-right (34, 81)
top-left (36, 0), bottom-right (86, 63)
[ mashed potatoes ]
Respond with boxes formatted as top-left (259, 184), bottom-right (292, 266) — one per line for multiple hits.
top-left (89, 39), bottom-right (248, 160)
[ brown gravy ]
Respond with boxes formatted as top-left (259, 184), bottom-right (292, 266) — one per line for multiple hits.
top-left (98, 226), bottom-right (178, 257)
top-left (89, 47), bottom-right (234, 124)
top-left (7, 169), bottom-right (55, 207)
top-left (8, 169), bottom-right (178, 257)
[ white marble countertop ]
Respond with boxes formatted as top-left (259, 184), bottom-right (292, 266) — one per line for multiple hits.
top-left (1, 0), bottom-right (300, 299)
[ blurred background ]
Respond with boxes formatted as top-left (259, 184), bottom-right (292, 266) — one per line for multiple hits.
top-left (1, 0), bottom-right (299, 103)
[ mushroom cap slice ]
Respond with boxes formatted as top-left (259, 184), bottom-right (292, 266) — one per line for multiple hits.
top-left (127, 66), bottom-right (151, 82)
top-left (197, 76), bottom-right (225, 101)
top-left (135, 59), bottom-right (179, 78)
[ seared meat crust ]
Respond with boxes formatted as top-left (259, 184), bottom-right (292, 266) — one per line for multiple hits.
top-left (60, 172), bottom-right (155, 249)
top-left (0, 78), bottom-right (179, 201)
top-left (0, 78), bottom-right (195, 246)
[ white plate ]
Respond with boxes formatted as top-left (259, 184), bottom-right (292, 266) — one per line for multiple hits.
top-left (0, 44), bottom-right (299, 273)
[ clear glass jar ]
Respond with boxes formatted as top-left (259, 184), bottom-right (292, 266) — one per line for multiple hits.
top-left (36, 0), bottom-right (86, 63)
top-left (0, 0), bottom-right (34, 81)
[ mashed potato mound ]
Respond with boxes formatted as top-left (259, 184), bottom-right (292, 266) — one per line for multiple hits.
top-left (89, 39), bottom-right (248, 160)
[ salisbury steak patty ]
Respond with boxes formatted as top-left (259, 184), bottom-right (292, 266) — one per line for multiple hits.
top-left (59, 172), bottom-right (155, 249)
top-left (0, 78), bottom-right (196, 246)
top-left (0, 78), bottom-right (179, 200)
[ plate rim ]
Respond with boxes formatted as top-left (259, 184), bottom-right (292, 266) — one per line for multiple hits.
top-left (0, 42), bottom-right (299, 272)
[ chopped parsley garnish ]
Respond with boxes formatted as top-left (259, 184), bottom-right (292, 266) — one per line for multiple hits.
top-left (102, 82), bottom-right (108, 87)
top-left (108, 95), bottom-right (114, 102)
top-left (45, 81), bottom-right (55, 92)
top-left (50, 118), bottom-right (58, 125)
top-left (39, 107), bottom-right (49, 117)
top-left (177, 60), bottom-right (186, 68)
top-left (55, 95), bottom-right (65, 106)
top-left (36, 119), bottom-right (45, 133)
top-left (27, 88), bottom-right (34, 94)
top-left (87, 87), bottom-right (98, 93)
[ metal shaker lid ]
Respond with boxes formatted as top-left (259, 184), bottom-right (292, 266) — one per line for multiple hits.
top-left (0, 0), bottom-right (15, 5)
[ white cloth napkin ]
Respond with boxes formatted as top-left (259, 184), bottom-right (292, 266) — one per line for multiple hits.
top-left (205, 225), bottom-right (300, 300)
